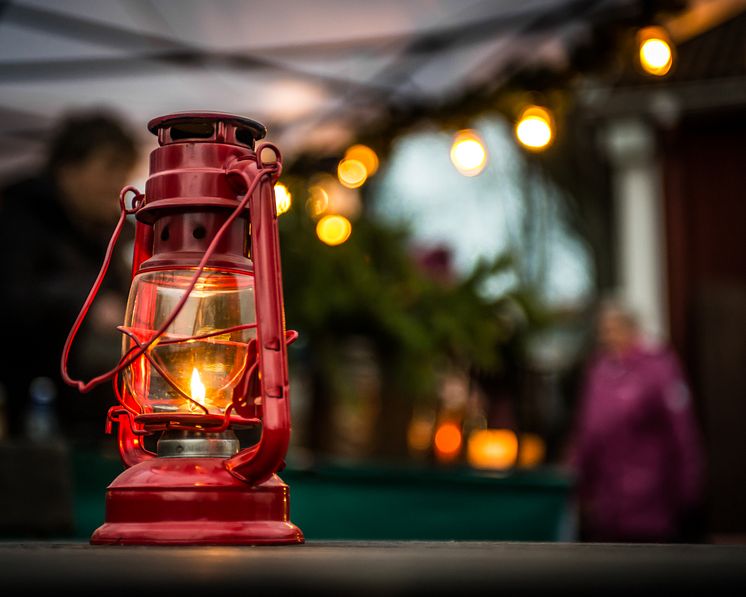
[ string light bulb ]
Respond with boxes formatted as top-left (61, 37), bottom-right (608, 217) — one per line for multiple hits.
top-left (316, 214), bottom-right (352, 246)
top-left (345, 144), bottom-right (379, 177)
top-left (515, 105), bottom-right (554, 151)
top-left (337, 158), bottom-right (367, 189)
top-left (450, 130), bottom-right (487, 176)
top-left (637, 26), bottom-right (674, 76)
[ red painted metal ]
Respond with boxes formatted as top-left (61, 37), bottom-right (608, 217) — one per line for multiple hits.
top-left (91, 459), bottom-right (302, 545)
top-left (62, 111), bottom-right (303, 545)
top-left (223, 155), bottom-right (292, 485)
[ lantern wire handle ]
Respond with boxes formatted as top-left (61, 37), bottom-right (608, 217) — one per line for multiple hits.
top-left (61, 162), bottom-right (280, 395)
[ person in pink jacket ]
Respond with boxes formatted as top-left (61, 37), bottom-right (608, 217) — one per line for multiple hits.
top-left (570, 300), bottom-right (705, 542)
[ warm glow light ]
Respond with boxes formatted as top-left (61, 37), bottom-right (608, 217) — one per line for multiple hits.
top-left (434, 422), bottom-right (463, 460)
top-left (190, 368), bottom-right (206, 407)
top-left (306, 184), bottom-right (330, 219)
top-left (337, 158), bottom-right (368, 189)
top-left (316, 214), bottom-right (352, 246)
top-left (515, 106), bottom-right (554, 151)
top-left (345, 144), bottom-right (379, 176)
top-left (274, 182), bottom-right (292, 215)
top-left (518, 433), bottom-right (545, 468)
top-left (639, 34), bottom-right (673, 76)
top-left (408, 417), bottom-right (434, 453)
top-left (467, 429), bottom-right (518, 470)
top-left (450, 130), bottom-right (487, 176)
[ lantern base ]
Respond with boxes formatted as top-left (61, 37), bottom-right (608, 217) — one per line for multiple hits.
top-left (91, 457), bottom-right (304, 546)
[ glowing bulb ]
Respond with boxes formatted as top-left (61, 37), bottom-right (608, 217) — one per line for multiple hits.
top-left (639, 36), bottom-right (673, 76)
top-left (450, 130), bottom-right (487, 176)
top-left (467, 429), bottom-right (518, 470)
top-left (190, 368), bottom-right (206, 406)
top-left (345, 144), bottom-right (379, 176)
top-left (515, 106), bottom-right (554, 151)
top-left (316, 214), bottom-right (352, 246)
top-left (274, 182), bottom-right (292, 216)
top-left (434, 422), bottom-right (462, 460)
top-left (337, 158), bottom-right (367, 189)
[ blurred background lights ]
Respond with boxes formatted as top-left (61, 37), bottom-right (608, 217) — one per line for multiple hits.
top-left (450, 130), bottom-right (487, 176)
top-left (307, 173), bottom-right (362, 219)
top-left (306, 184), bottom-right (330, 219)
top-left (638, 27), bottom-right (674, 76)
top-left (514, 106), bottom-right (554, 151)
top-left (407, 417), bottom-right (435, 453)
top-left (274, 182), bottom-right (292, 216)
top-left (434, 422), bottom-right (463, 461)
top-left (337, 158), bottom-right (368, 189)
top-left (517, 433), bottom-right (546, 469)
top-left (345, 144), bottom-right (379, 177)
top-left (467, 429), bottom-right (518, 470)
top-left (316, 214), bottom-right (352, 246)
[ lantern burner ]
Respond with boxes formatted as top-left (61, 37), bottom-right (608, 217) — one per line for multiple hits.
top-left (157, 430), bottom-right (240, 458)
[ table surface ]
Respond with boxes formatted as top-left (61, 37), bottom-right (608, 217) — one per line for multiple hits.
top-left (2, 541), bottom-right (745, 595)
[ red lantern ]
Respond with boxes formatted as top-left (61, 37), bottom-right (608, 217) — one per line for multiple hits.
top-left (61, 112), bottom-right (303, 545)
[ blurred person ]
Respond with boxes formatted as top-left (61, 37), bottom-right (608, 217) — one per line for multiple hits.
top-left (0, 111), bottom-right (137, 445)
top-left (569, 299), bottom-right (705, 542)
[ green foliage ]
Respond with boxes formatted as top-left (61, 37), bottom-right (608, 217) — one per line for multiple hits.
top-left (278, 182), bottom-right (523, 403)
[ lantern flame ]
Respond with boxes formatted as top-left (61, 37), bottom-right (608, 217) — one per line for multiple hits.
top-left (190, 367), bottom-right (206, 406)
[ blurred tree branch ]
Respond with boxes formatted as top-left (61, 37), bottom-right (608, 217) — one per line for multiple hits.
top-left (278, 183), bottom-right (542, 458)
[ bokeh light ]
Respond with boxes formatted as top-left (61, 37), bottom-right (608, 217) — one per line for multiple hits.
top-left (316, 214), bottom-right (352, 246)
top-left (450, 130), bottom-right (487, 176)
top-left (274, 182), bottom-right (292, 215)
top-left (306, 184), bottom-right (330, 219)
top-left (638, 27), bottom-right (673, 76)
top-left (467, 429), bottom-right (518, 470)
top-left (514, 106), bottom-right (554, 151)
top-left (337, 158), bottom-right (368, 189)
top-left (517, 433), bottom-right (546, 468)
top-left (408, 417), bottom-right (435, 453)
top-left (434, 422), bottom-right (463, 460)
top-left (306, 173), bottom-right (362, 220)
top-left (345, 144), bottom-right (379, 177)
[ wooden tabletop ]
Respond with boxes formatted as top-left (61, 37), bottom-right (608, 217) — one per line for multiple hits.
top-left (2, 541), bottom-right (745, 595)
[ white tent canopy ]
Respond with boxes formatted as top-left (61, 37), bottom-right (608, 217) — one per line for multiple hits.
top-left (0, 0), bottom-right (637, 171)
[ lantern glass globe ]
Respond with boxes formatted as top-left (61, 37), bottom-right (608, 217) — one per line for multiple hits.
top-left (122, 269), bottom-right (256, 415)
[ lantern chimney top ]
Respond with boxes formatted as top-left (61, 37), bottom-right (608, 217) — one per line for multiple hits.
top-left (147, 111), bottom-right (267, 149)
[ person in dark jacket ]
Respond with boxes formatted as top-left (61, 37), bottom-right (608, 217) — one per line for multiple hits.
top-left (0, 111), bottom-right (137, 445)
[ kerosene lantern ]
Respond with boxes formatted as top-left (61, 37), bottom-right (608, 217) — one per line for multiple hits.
top-left (61, 112), bottom-right (303, 545)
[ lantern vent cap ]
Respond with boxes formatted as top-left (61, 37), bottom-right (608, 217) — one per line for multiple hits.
top-left (148, 111), bottom-right (267, 148)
